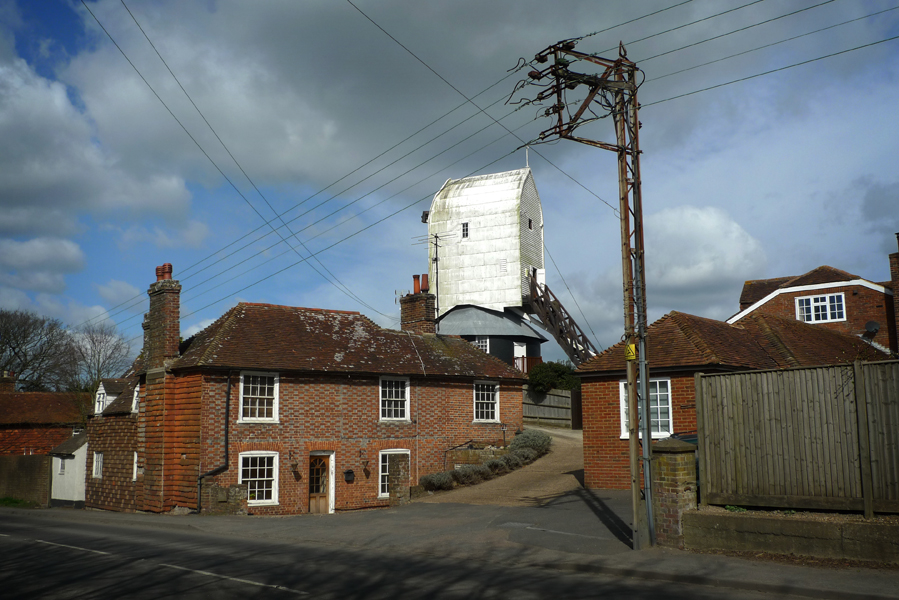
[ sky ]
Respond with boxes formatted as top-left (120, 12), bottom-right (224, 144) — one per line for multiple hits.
top-left (1, 0), bottom-right (897, 362)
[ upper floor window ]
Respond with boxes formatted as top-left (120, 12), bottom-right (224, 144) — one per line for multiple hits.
top-left (462, 222), bottom-right (469, 238)
top-left (474, 336), bottom-right (489, 353)
top-left (619, 379), bottom-right (672, 439)
top-left (795, 293), bottom-right (845, 323)
top-left (131, 384), bottom-right (140, 413)
top-left (473, 381), bottom-right (499, 422)
top-left (380, 377), bottom-right (410, 421)
top-left (239, 372), bottom-right (279, 423)
top-left (94, 392), bottom-right (107, 414)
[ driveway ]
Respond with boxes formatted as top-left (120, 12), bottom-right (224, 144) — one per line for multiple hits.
top-left (416, 426), bottom-right (588, 507)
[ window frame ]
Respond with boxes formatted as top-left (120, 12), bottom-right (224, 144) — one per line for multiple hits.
top-left (473, 380), bottom-right (500, 423)
top-left (58, 457), bottom-right (67, 475)
top-left (94, 391), bottom-right (106, 414)
top-left (795, 293), bottom-right (846, 324)
top-left (131, 384), bottom-right (140, 413)
top-left (618, 379), bottom-right (673, 440)
top-left (473, 336), bottom-right (489, 353)
top-left (238, 371), bottom-right (279, 423)
top-left (461, 222), bottom-right (469, 238)
top-left (239, 451), bottom-right (279, 507)
top-left (92, 452), bottom-right (103, 479)
top-left (379, 376), bottom-right (410, 422)
top-left (132, 451), bottom-right (138, 482)
top-left (378, 449), bottom-right (410, 499)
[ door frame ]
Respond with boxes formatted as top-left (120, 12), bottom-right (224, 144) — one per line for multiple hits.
top-left (309, 450), bottom-right (335, 514)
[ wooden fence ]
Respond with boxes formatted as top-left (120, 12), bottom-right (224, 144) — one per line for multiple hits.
top-left (522, 386), bottom-right (582, 429)
top-left (695, 360), bottom-right (899, 515)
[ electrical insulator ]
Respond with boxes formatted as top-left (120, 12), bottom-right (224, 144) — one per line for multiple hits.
top-left (528, 70), bottom-right (542, 80)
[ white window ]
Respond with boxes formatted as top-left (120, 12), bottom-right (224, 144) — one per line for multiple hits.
top-left (462, 222), bottom-right (469, 238)
top-left (380, 377), bottom-right (410, 421)
top-left (58, 458), bottom-right (67, 475)
top-left (239, 372), bottom-right (279, 423)
top-left (474, 336), bottom-right (489, 353)
top-left (795, 293), bottom-right (845, 323)
top-left (94, 392), bottom-right (107, 414)
top-left (132, 451), bottom-right (138, 482)
top-left (378, 449), bottom-right (410, 498)
top-left (239, 452), bottom-right (279, 506)
top-left (619, 379), bottom-right (673, 439)
top-left (131, 384), bottom-right (140, 413)
top-left (500, 258), bottom-right (508, 273)
top-left (92, 452), bottom-right (103, 478)
top-left (473, 381), bottom-right (499, 422)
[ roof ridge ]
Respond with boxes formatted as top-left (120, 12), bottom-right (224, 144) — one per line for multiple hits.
top-left (242, 302), bottom-right (361, 315)
top-left (671, 312), bottom-right (720, 363)
top-left (748, 314), bottom-right (799, 367)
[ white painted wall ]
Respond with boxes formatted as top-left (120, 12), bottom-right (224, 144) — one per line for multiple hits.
top-left (51, 444), bottom-right (86, 503)
top-left (428, 168), bottom-right (544, 315)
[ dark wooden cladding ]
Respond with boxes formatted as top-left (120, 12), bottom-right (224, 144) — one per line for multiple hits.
top-left (696, 360), bottom-right (899, 515)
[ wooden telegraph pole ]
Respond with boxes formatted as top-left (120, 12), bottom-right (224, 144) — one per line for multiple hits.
top-left (512, 40), bottom-right (654, 548)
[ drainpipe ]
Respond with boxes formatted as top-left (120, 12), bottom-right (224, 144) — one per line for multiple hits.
top-left (196, 370), bottom-right (233, 513)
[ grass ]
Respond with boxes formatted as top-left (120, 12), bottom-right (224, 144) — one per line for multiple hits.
top-left (0, 497), bottom-right (40, 508)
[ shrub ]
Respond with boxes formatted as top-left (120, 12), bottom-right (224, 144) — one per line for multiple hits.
top-left (484, 458), bottom-right (509, 475)
top-left (471, 464), bottom-right (493, 481)
top-left (501, 452), bottom-right (523, 470)
top-left (528, 361), bottom-right (580, 393)
top-left (419, 471), bottom-right (454, 491)
top-left (512, 447), bottom-right (537, 464)
top-left (509, 429), bottom-right (552, 456)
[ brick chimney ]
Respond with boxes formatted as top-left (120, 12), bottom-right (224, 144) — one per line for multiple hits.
top-left (890, 233), bottom-right (899, 353)
top-left (0, 371), bottom-right (15, 393)
top-left (142, 263), bottom-right (181, 369)
top-left (400, 274), bottom-right (436, 334)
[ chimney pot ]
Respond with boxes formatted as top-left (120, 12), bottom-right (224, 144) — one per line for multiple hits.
top-left (421, 274), bottom-right (430, 293)
top-left (162, 263), bottom-right (173, 280)
top-left (413, 274), bottom-right (421, 295)
top-left (155, 266), bottom-right (164, 281)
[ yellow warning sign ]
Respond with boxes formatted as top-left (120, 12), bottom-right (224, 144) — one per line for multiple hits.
top-left (625, 344), bottom-right (637, 361)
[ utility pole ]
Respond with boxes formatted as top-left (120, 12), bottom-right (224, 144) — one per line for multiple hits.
top-left (511, 40), bottom-right (654, 548)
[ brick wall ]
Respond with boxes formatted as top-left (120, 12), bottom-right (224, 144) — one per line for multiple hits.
top-left (85, 414), bottom-right (138, 511)
top-left (198, 372), bottom-right (522, 515)
top-left (142, 277), bottom-right (181, 370)
top-left (890, 241), bottom-right (899, 352)
top-left (582, 373), bottom-right (697, 490)
top-left (746, 284), bottom-right (896, 352)
top-left (0, 455), bottom-right (51, 506)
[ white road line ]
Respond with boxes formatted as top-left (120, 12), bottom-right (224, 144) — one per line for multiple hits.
top-left (160, 564), bottom-right (308, 595)
top-left (35, 539), bottom-right (110, 555)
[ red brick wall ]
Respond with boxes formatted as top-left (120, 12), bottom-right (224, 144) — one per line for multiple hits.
top-left (198, 372), bottom-right (521, 515)
top-left (400, 293), bottom-right (436, 334)
top-left (85, 414), bottom-right (138, 511)
top-left (746, 284), bottom-right (895, 352)
top-left (891, 249), bottom-right (899, 352)
top-left (142, 279), bottom-right (181, 370)
top-left (582, 373), bottom-right (697, 490)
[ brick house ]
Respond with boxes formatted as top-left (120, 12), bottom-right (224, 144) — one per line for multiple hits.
top-left (729, 236), bottom-right (899, 353)
top-left (577, 311), bottom-right (890, 490)
top-left (86, 265), bottom-right (524, 515)
top-left (0, 371), bottom-right (87, 456)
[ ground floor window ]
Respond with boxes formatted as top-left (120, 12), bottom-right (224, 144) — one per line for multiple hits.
top-left (92, 452), bottom-right (103, 478)
top-left (619, 379), bottom-right (673, 439)
top-left (378, 449), bottom-right (410, 498)
top-left (240, 452), bottom-right (278, 506)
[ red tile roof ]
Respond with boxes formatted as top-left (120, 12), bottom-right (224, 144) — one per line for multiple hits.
top-left (739, 266), bottom-right (866, 308)
top-left (577, 311), bottom-right (889, 375)
top-left (0, 427), bottom-right (76, 456)
top-left (0, 392), bottom-right (87, 426)
top-left (173, 303), bottom-right (524, 380)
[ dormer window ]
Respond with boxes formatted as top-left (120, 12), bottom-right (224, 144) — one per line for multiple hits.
top-left (95, 392), bottom-right (107, 414)
top-left (796, 293), bottom-right (845, 323)
top-left (131, 384), bottom-right (140, 413)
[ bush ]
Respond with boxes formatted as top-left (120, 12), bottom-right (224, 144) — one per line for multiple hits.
top-left (509, 429), bottom-right (552, 456)
top-left (501, 452), bottom-right (523, 470)
top-left (419, 471), bottom-right (454, 491)
top-left (528, 361), bottom-right (580, 393)
top-left (484, 458), bottom-right (509, 475)
top-left (512, 447), bottom-right (537, 464)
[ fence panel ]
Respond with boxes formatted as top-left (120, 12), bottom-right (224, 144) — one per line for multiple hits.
top-left (697, 361), bottom-right (899, 513)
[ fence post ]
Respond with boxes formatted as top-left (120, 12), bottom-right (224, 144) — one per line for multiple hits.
top-left (652, 438), bottom-right (698, 549)
top-left (694, 372), bottom-right (708, 506)
top-left (853, 361), bottom-right (874, 519)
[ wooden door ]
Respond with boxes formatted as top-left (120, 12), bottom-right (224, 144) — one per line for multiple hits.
top-left (309, 456), bottom-right (330, 514)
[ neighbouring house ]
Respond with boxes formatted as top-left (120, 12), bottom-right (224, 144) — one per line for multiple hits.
top-left (49, 431), bottom-right (88, 508)
top-left (86, 264), bottom-right (525, 515)
top-left (729, 236), bottom-right (899, 353)
top-left (93, 378), bottom-right (130, 415)
top-left (436, 304), bottom-right (547, 369)
top-left (577, 311), bottom-right (891, 490)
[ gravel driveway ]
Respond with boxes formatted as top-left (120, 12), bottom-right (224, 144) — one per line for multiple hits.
top-left (415, 426), bottom-right (585, 507)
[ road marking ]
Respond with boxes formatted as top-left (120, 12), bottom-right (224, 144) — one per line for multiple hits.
top-left (160, 564), bottom-right (308, 595)
top-left (525, 526), bottom-right (612, 540)
top-left (35, 539), bottom-right (110, 555)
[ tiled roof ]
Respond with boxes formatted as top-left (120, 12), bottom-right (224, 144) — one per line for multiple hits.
top-left (173, 303), bottom-right (524, 380)
top-left (99, 378), bottom-right (129, 395)
top-left (100, 378), bottom-right (138, 416)
top-left (0, 427), bottom-right (76, 456)
top-left (49, 431), bottom-right (87, 456)
top-left (577, 311), bottom-right (889, 375)
top-left (0, 392), bottom-right (87, 425)
top-left (739, 266), bottom-right (866, 307)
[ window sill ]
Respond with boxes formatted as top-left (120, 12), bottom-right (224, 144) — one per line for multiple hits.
top-left (379, 418), bottom-right (411, 424)
top-left (238, 419), bottom-right (279, 424)
top-left (248, 500), bottom-right (279, 507)
top-left (619, 433), bottom-right (672, 440)
top-left (473, 419), bottom-right (500, 424)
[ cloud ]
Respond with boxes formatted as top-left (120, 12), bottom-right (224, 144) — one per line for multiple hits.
top-left (182, 318), bottom-right (215, 339)
top-left (97, 279), bottom-right (145, 314)
top-left (859, 177), bottom-right (899, 254)
top-left (0, 237), bottom-right (84, 272)
top-left (118, 220), bottom-right (210, 249)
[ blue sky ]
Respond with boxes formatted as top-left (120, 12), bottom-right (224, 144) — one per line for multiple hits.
top-left (1, 0), bottom-right (898, 362)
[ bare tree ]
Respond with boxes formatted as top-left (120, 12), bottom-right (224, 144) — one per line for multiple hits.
top-left (68, 320), bottom-right (133, 393)
top-left (0, 309), bottom-right (75, 391)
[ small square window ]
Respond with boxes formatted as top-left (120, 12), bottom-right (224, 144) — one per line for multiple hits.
top-left (619, 379), bottom-right (673, 439)
top-left (473, 336), bottom-right (489, 353)
top-left (462, 222), bottom-right (469, 238)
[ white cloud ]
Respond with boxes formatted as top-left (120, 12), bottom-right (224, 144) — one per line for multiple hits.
top-left (118, 220), bottom-right (210, 249)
